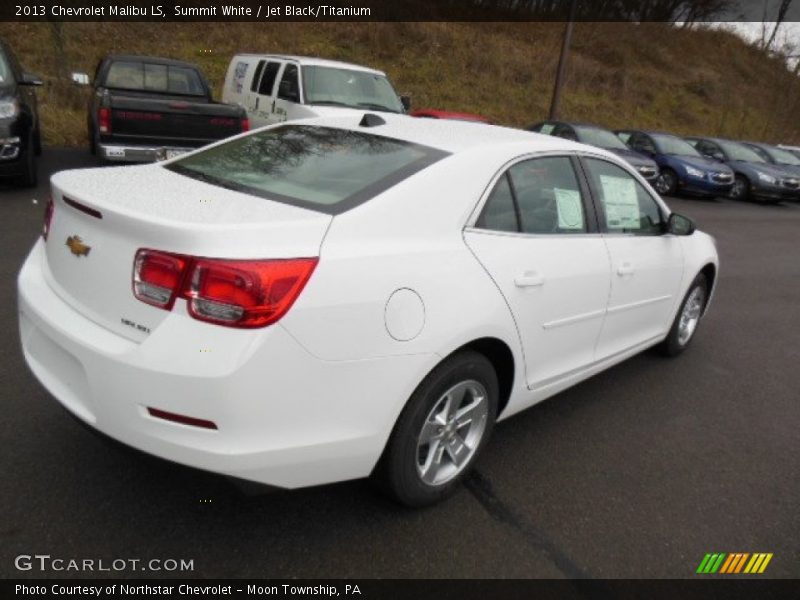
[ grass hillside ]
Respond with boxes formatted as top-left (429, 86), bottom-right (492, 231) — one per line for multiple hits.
top-left (1, 21), bottom-right (798, 147)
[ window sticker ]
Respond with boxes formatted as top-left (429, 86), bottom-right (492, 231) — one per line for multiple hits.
top-left (539, 123), bottom-right (555, 135)
top-left (600, 175), bottom-right (640, 229)
top-left (554, 188), bottom-right (583, 230)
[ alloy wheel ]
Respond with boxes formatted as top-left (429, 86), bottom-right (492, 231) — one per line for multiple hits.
top-left (677, 286), bottom-right (706, 346)
top-left (415, 380), bottom-right (488, 486)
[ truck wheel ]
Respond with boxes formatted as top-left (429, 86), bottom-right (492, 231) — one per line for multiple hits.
top-left (18, 132), bottom-right (38, 188)
top-left (34, 127), bottom-right (42, 156)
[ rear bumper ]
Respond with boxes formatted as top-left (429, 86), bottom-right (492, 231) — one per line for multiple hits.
top-left (18, 239), bottom-right (433, 488)
top-left (99, 143), bottom-right (194, 163)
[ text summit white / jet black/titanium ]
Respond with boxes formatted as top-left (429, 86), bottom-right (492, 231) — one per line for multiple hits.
top-left (18, 114), bottom-right (718, 506)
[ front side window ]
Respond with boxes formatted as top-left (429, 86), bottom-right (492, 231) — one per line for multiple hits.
top-left (166, 125), bottom-right (448, 214)
top-left (277, 64), bottom-right (300, 102)
top-left (477, 157), bottom-right (588, 235)
top-left (301, 66), bottom-right (403, 113)
top-left (583, 158), bottom-right (664, 235)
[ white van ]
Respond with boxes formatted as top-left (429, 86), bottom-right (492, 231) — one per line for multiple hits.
top-left (222, 54), bottom-right (408, 128)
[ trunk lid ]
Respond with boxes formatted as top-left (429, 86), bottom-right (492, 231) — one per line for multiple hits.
top-left (45, 164), bottom-right (331, 341)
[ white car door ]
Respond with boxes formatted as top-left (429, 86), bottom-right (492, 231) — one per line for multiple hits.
top-left (464, 155), bottom-right (612, 390)
top-left (580, 156), bottom-right (685, 359)
top-left (271, 62), bottom-right (302, 124)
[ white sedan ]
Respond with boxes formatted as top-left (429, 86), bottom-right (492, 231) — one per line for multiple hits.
top-left (18, 115), bottom-right (718, 506)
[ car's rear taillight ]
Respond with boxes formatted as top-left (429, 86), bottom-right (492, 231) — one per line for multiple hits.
top-left (98, 107), bottom-right (111, 134)
top-left (42, 196), bottom-right (54, 241)
top-left (132, 249), bottom-right (317, 328)
top-left (133, 249), bottom-right (188, 309)
top-left (185, 257), bottom-right (317, 328)
top-left (241, 118), bottom-right (250, 132)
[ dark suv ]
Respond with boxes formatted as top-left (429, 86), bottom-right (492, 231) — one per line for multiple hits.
top-left (0, 39), bottom-right (42, 187)
top-left (529, 121), bottom-right (659, 183)
top-left (686, 137), bottom-right (800, 203)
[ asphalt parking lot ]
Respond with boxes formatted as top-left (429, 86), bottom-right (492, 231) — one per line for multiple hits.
top-left (1, 149), bottom-right (798, 579)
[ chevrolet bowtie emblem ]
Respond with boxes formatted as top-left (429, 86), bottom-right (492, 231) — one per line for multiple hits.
top-left (66, 235), bottom-right (91, 257)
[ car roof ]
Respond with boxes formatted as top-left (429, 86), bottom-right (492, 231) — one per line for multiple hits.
top-left (282, 113), bottom-right (607, 156)
top-left (104, 54), bottom-right (199, 69)
top-left (233, 54), bottom-right (385, 76)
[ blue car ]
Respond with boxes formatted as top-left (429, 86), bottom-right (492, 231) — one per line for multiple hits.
top-left (616, 129), bottom-right (734, 198)
top-left (528, 120), bottom-right (659, 183)
top-left (686, 136), bottom-right (800, 203)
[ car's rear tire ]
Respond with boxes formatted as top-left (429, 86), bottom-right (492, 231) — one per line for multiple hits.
top-left (33, 127), bottom-right (42, 156)
top-left (660, 273), bottom-right (708, 357)
top-left (654, 168), bottom-right (677, 196)
top-left (17, 132), bottom-right (38, 188)
top-left (375, 350), bottom-right (498, 507)
top-left (730, 175), bottom-right (750, 201)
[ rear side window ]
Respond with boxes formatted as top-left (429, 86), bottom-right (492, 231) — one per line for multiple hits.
top-left (105, 61), bottom-right (205, 96)
top-left (477, 157), bottom-right (587, 234)
top-left (250, 60), bottom-right (265, 92)
top-left (258, 62), bottom-right (281, 96)
top-left (476, 174), bottom-right (518, 232)
top-left (166, 125), bottom-right (449, 214)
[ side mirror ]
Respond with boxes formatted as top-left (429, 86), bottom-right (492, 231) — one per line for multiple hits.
top-left (71, 72), bottom-right (90, 86)
top-left (400, 95), bottom-right (411, 112)
top-left (20, 72), bottom-right (43, 86)
top-left (668, 213), bottom-right (696, 236)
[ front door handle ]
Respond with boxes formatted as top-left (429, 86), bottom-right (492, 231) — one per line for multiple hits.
top-left (515, 271), bottom-right (545, 288)
top-left (255, 96), bottom-right (260, 110)
top-left (617, 262), bottom-right (635, 276)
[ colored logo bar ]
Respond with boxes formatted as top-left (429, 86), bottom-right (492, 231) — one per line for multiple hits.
top-left (696, 553), bottom-right (773, 574)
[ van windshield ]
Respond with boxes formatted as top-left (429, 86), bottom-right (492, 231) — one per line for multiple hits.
top-left (165, 125), bottom-right (448, 214)
top-left (302, 66), bottom-right (403, 114)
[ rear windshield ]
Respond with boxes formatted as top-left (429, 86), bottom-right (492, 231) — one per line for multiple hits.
top-left (165, 125), bottom-right (449, 214)
top-left (104, 61), bottom-right (206, 96)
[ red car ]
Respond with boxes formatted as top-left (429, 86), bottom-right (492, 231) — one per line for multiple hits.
top-left (411, 108), bottom-right (491, 124)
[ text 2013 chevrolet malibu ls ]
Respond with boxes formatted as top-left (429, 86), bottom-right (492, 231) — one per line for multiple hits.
top-left (18, 115), bottom-right (718, 506)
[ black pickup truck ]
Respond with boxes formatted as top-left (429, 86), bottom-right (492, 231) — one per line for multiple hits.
top-left (84, 55), bottom-right (248, 162)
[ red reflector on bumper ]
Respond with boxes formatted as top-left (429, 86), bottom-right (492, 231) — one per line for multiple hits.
top-left (147, 407), bottom-right (218, 430)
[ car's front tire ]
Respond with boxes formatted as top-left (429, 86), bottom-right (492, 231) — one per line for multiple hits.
top-left (654, 168), bottom-right (678, 196)
top-left (376, 350), bottom-right (498, 507)
top-left (730, 175), bottom-right (750, 202)
top-left (17, 132), bottom-right (38, 188)
top-left (660, 273), bottom-right (708, 357)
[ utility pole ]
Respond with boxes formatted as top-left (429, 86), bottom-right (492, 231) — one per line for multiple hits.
top-left (548, 0), bottom-right (578, 120)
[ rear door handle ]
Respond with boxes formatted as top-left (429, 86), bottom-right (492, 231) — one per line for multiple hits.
top-left (617, 262), bottom-right (635, 276)
top-left (515, 272), bottom-right (545, 288)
